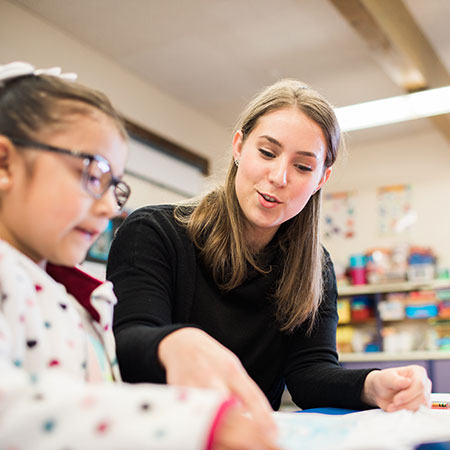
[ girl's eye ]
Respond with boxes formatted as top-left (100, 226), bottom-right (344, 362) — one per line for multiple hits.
top-left (295, 164), bottom-right (313, 173)
top-left (258, 148), bottom-right (275, 158)
top-left (89, 175), bottom-right (101, 185)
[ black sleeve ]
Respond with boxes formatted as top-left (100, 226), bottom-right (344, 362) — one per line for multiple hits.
top-left (106, 206), bottom-right (195, 383)
top-left (284, 249), bottom-right (376, 410)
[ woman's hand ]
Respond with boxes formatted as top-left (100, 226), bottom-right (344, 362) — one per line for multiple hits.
top-left (158, 327), bottom-right (278, 435)
top-left (361, 365), bottom-right (432, 412)
top-left (211, 404), bottom-right (282, 450)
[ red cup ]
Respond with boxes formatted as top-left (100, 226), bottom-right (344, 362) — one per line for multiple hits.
top-left (350, 267), bottom-right (366, 285)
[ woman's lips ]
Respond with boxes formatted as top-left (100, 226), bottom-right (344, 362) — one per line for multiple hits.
top-left (257, 191), bottom-right (281, 208)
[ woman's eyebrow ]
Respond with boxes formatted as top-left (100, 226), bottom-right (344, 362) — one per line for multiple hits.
top-left (259, 135), bottom-right (318, 159)
top-left (259, 135), bottom-right (282, 147)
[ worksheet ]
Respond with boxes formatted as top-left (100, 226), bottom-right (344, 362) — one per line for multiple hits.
top-left (275, 408), bottom-right (450, 450)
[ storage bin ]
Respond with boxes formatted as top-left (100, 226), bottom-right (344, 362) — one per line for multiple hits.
top-left (405, 304), bottom-right (438, 319)
top-left (407, 263), bottom-right (435, 282)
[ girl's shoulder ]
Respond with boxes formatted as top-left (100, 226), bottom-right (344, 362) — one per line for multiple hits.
top-left (0, 240), bottom-right (43, 279)
top-left (0, 240), bottom-right (67, 309)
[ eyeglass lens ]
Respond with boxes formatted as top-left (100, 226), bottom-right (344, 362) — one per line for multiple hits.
top-left (83, 159), bottom-right (129, 209)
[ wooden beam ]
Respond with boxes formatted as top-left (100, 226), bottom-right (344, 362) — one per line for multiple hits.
top-left (361, 0), bottom-right (450, 88)
top-left (329, 0), bottom-right (426, 91)
top-left (330, 0), bottom-right (450, 144)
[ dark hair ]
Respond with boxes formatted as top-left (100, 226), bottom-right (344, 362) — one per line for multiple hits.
top-left (0, 74), bottom-right (127, 140)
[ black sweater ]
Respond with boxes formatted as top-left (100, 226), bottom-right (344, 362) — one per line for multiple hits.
top-left (107, 204), bottom-right (373, 410)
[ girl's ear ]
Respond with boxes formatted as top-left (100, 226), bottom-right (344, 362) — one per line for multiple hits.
top-left (0, 136), bottom-right (15, 190)
top-left (232, 130), bottom-right (244, 162)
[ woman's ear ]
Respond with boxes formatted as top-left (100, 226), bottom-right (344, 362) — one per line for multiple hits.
top-left (314, 166), bottom-right (332, 193)
top-left (232, 130), bottom-right (244, 162)
top-left (0, 136), bottom-right (15, 190)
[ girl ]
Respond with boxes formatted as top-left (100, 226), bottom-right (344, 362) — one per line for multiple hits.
top-left (0, 62), bottom-right (279, 450)
top-left (108, 79), bottom-right (431, 415)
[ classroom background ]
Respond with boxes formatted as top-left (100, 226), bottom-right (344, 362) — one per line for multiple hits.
top-left (1, 0), bottom-right (450, 395)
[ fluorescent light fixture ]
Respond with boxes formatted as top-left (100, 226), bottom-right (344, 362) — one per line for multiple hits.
top-left (335, 85), bottom-right (450, 132)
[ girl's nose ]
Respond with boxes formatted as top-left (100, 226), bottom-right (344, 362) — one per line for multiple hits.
top-left (94, 187), bottom-right (119, 219)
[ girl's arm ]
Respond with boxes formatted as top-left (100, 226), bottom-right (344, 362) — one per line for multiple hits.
top-left (0, 315), bottom-right (226, 450)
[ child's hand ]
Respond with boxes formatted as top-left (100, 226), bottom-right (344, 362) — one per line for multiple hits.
top-left (211, 405), bottom-right (282, 450)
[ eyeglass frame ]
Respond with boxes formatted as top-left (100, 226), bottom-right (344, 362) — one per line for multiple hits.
top-left (8, 136), bottom-right (131, 211)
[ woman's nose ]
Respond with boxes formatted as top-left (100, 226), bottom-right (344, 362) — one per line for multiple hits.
top-left (268, 161), bottom-right (288, 187)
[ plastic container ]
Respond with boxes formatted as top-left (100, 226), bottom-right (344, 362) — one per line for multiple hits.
top-left (407, 263), bottom-right (435, 282)
top-left (349, 254), bottom-right (367, 285)
top-left (405, 304), bottom-right (438, 319)
top-left (378, 300), bottom-right (405, 321)
top-left (337, 298), bottom-right (351, 324)
top-left (351, 296), bottom-right (371, 321)
top-left (350, 267), bottom-right (366, 285)
top-left (349, 254), bottom-right (366, 268)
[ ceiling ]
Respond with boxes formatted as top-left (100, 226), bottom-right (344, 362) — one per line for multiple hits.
top-left (9, 0), bottom-right (450, 143)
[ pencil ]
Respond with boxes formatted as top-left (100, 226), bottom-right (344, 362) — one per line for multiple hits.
top-left (431, 402), bottom-right (450, 409)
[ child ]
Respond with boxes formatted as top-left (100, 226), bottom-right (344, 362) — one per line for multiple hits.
top-left (0, 62), bottom-right (279, 450)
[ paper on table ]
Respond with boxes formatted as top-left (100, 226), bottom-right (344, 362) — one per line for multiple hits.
top-left (431, 393), bottom-right (450, 407)
top-left (274, 407), bottom-right (450, 450)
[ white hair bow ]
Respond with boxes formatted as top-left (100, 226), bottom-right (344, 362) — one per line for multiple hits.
top-left (0, 61), bottom-right (77, 87)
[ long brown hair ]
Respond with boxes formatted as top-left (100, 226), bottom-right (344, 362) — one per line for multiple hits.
top-left (175, 79), bottom-right (340, 332)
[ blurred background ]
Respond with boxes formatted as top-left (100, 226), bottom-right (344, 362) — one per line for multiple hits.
top-left (2, 0), bottom-right (450, 387)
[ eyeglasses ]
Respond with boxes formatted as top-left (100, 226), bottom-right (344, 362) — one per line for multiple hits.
top-left (10, 136), bottom-right (131, 211)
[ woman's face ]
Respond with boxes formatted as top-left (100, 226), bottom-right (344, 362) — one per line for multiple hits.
top-left (0, 109), bottom-right (128, 266)
top-left (232, 106), bottom-right (331, 250)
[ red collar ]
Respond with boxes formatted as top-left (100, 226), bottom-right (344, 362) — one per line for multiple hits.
top-left (46, 263), bottom-right (102, 322)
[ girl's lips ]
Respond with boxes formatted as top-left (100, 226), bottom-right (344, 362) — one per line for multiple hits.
top-left (75, 227), bottom-right (100, 241)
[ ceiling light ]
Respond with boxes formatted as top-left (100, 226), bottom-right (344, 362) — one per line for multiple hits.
top-left (335, 85), bottom-right (450, 132)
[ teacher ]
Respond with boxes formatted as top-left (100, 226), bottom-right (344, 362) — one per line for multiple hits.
top-left (107, 79), bottom-right (430, 427)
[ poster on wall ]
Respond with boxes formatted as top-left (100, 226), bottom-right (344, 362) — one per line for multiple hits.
top-left (323, 191), bottom-right (356, 240)
top-left (85, 212), bottom-right (128, 263)
top-left (377, 184), bottom-right (415, 235)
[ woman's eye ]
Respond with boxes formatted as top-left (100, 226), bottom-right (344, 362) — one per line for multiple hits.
top-left (258, 148), bottom-right (275, 158)
top-left (295, 164), bottom-right (313, 173)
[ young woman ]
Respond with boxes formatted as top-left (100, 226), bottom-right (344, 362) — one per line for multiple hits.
top-left (0, 61), bottom-right (279, 450)
top-left (107, 79), bottom-right (431, 419)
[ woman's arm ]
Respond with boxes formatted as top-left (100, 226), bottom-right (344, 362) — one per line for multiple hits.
top-left (107, 206), bottom-right (278, 433)
top-left (107, 206), bottom-right (192, 383)
top-left (284, 249), bottom-right (431, 411)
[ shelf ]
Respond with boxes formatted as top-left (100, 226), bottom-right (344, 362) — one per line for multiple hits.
top-left (338, 279), bottom-right (450, 297)
top-left (339, 350), bottom-right (450, 362)
top-left (338, 318), bottom-right (377, 326)
top-left (338, 317), bottom-right (442, 326)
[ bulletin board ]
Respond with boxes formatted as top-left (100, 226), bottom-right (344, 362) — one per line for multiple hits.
top-left (323, 191), bottom-right (356, 240)
top-left (377, 184), bottom-right (414, 235)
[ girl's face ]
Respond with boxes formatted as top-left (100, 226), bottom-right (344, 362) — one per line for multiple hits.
top-left (232, 106), bottom-right (332, 250)
top-left (0, 109), bottom-right (128, 266)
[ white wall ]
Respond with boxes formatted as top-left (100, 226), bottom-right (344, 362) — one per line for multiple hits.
top-left (0, 0), bottom-right (230, 209)
top-left (323, 122), bottom-right (450, 271)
